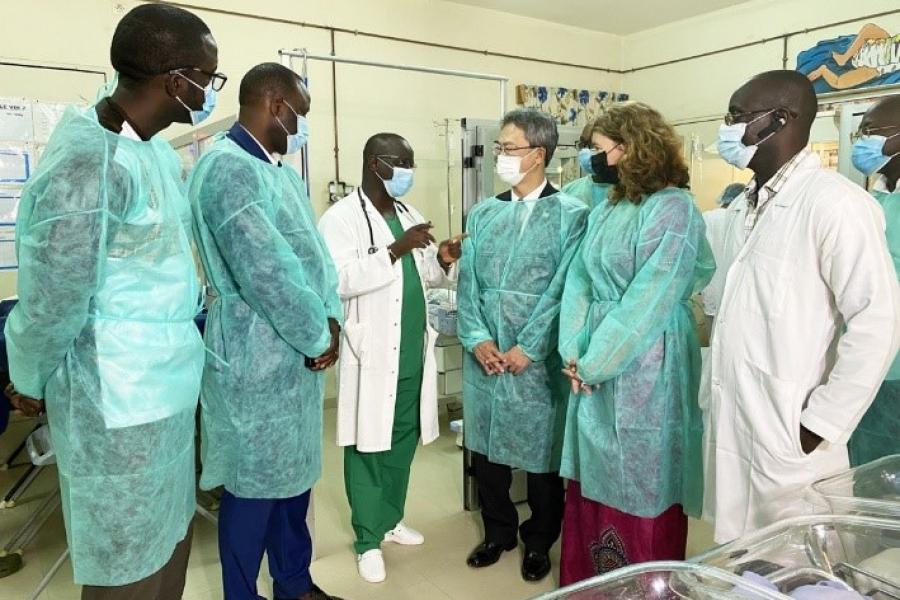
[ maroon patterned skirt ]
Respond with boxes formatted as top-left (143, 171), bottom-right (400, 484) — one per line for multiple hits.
top-left (559, 481), bottom-right (689, 587)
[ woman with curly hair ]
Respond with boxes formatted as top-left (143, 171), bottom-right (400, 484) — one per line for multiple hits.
top-left (557, 102), bottom-right (715, 585)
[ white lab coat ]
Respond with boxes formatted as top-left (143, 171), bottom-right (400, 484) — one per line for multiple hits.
top-left (700, 207), bottom-right (732, 318)
top-left (698, 206), bottom-right (734, 525)
top-left (318, 190), bottom-right (456, 452)
top-left (706, 152), bottom-right (900, 543)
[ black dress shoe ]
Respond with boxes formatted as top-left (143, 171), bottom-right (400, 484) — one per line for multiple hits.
top-left (285, 584), bottom-right (344, 600)
top-left (521, 550), bottom-right (551, 582)
top-left (466, 539), bottom-right (517, 568)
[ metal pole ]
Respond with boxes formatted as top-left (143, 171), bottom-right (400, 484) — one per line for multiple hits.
top-left (279, 50), bottom-right (312, 197)
top-left (280, 50), bottom-right (508, 83)
top-left (1, 464), bottom-right (40, 508)
top-left (3, 490), bottom-right (60, 554)
top-left (27, 549), bottom-right (69, 600)
top-left (279, 49), bottom-right (508, 118)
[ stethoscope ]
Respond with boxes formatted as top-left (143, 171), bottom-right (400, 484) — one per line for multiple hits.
top-left (358, 190), bottom-right (411, 254)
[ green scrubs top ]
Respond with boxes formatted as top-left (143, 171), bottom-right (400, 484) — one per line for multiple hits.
top-left (386, 216), bottom-right (426, 378)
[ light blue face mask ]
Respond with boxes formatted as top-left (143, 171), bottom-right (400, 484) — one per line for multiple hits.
top-left (717, 109), bottom-right (777, 170)
top-left (378, 157), bottom-right (415, 198)
top-left (174, 73), bottom-right (216, 126)
top-left (577, 148), bottom-right (595, 175)
top-left (277, 101), bottom-right (309, 155)
top-left (852, 133), bottom-right (900, 176)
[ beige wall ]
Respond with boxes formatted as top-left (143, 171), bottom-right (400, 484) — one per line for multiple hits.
top-left (622, 0), bottom-right (900, 209)
top-left (0, 0), bottom-right (627, 296)
top-left (625, 0), bottom-right (900, 120)
top-left (2, 0), bottom-right (899, 291)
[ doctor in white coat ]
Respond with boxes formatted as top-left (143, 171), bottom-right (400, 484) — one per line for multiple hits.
top-left (706, 71), bottom-right (900, 543)
top-left (700, 183), bottom-right (746, 324)
top-left (318, 133), bottom-right (460, 583)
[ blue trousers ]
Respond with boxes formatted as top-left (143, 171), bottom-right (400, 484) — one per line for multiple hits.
top-left (218, 490), bottom-right (313, 600)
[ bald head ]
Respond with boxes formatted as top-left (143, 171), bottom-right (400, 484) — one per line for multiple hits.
top-left (726, 70), bottom-right (819, 173)
top-left (732, 70), bottom-right (818, 135)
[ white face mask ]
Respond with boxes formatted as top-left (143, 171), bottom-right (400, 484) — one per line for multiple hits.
top-left (496, 148), bottom-right (538, 186)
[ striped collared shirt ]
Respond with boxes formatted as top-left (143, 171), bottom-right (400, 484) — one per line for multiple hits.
top-left (743, 148), bottom-right (813, 235)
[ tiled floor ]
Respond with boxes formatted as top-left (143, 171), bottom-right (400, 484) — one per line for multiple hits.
top-left (0, 407), bottom-right (716, 600)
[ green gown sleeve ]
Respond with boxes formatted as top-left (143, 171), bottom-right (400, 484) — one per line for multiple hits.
top-left (558, 238), bottom-right (593, 364)
top-left (5, 139), bottom-right (124, 399)
top-left (294, 173), bottom-right (344, 326)
top-left (578, 193), bottom-right (709, 385)
top-left (457, 207), bottom-right (494, 352)
top-left (516, 204), bottom-right (588, 361)
top-left (197, 155), bottom-right (331, 358)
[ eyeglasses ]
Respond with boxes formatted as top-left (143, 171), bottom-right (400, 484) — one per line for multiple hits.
top-left (850, 125), bottom-right (900, 143)
top-left (169, 67), bottom-right (228, 92)
top-left (723, 109), bottom-right (776, 126)
top-left (377, 155), bottom-right (416, 169)
top-left (492, 142), bottom-right (538, 157)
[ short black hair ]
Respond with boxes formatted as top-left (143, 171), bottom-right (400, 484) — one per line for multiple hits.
top-left (363, 133), bottom-right (409, 160)
top-left (239, 62), bottom-right (305, 106)
top-left (110, 4), bottom-right (211, 84)
top-left (869, 94), bottom-right (900, 118)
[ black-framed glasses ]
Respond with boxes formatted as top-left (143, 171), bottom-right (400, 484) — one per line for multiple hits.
top-left (723, 109), bottom-right (776, 126)
top-left (377, 155), bottom-right (416, 169)
top-left (169, 67), bottom-right (228, 92)
top-left (492, 142), bottom-right (538, 157)
top-left (850, 125), bottom-right (900, 143)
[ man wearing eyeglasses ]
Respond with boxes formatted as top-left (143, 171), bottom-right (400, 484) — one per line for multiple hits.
top-left (318, 133), bottom-right (462, 583)
top-left (704, 70), bottom-right (900, 544)
top-left (846, 96), bottom-right (900, 467)
top-left (457, 109), bottom-right (588, 582)
top-left (3, 5), bottom-right (220, 599)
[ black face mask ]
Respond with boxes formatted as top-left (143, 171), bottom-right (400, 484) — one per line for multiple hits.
top-left (590, 151), bottom-right (619, 185)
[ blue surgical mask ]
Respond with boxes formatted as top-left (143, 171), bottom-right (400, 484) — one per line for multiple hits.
top-left (277, 102), bottom-right (309, 155)
top-left (378, 157), bottom-right (415, 198)
top-left (852, 133), bottom-right (900, 176)
top-left (577, 148), bottom-right (595, 175)
top-left (174, 74), bottom-right (216, 126)
top-left (716, 110), bottom-right (777, 170)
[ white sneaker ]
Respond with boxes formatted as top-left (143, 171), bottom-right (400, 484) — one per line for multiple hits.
top-left (357, 549), bottom-right (386, 583)
top-left (384, 522), bottom-right (425, 545)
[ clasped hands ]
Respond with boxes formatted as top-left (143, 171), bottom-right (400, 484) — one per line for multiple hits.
top-left (561, 359), bottom-right (599, 395)
top-left (4, 383), bottom-right (44, 417)
top-left (308, 318), bottom-right (341, 371)
top-left (473, 341), bottom-right (530, 376)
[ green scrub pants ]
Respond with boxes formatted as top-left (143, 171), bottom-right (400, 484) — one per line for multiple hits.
top-left (344, 371), bottom-right (423, 554)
